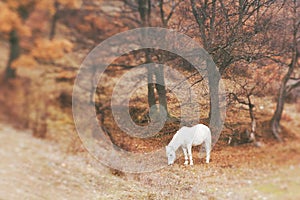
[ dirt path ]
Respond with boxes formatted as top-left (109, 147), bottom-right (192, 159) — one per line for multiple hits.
top-left (1, 123), bottom-right (300, 200)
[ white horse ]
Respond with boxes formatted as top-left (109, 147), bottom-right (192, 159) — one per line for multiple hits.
top-left (166, 124), bottom-right (211, 165)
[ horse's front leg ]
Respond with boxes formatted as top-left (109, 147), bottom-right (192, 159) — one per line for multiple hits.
top-left (182, 147), bottom-right (189, 165)
top-left (187, 145), bottom-right (193, 165)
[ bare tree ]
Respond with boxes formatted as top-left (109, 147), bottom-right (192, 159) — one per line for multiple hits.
top-left (125, 0), bottom-right (183, 116)
top-left (189, 0), bottom-right (276, 130)
top-left (228, 64), bottom-right (277, 142)
top-left (271, 0), bottom-right (299, 141)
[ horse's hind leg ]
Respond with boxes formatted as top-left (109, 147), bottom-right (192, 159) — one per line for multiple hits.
top-left (187, 145), bottom-right (193, 165)
top-left (205, 140), bottom-right (211, 163)
top-left (182, 147), bottom-right (188, 165)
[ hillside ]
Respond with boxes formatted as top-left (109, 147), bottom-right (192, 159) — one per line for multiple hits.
top-left (0, 0), bottom-right (299, 199)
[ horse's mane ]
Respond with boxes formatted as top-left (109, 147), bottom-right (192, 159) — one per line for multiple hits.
top-left (169, 131), bottom-right (179, 148)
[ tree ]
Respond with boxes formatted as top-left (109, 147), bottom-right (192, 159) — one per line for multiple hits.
top-left (118, 0), bottom-right (183, 117)
top-left (0, 0), bottom-right (78, 79)
top-left (228, 64), bottom-right (279, 142)
top-left (0, 0), bottom-right (73, 137)
top-left (48, 0), bottom-right (82, 40)
top-left (137, 0), bottom-right (170, 116)
top-left (0, 1), bottom-right (33, 79)
top-left (189, 0), bottom-right (276, 130)
top-left (136, 0), bottom-right (161, 114)
top-left (271, 0), bottom-right (299, 141)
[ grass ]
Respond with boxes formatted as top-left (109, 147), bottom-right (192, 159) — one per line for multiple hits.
top-left (254, 166), bottom-right (300, 199)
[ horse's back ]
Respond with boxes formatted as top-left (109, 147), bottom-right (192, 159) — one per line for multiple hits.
top-left (193, 124), bottom-right (211, 146)
top-left (176, 124), bottom-right (211, 146)
top-left (195, 124), bottom-right (210, 134)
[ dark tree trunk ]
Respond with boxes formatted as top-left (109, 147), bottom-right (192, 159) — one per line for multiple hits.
top-left (247, 95), bottom-right (256, 142)
top-left (5, 29), bottom-right (20, 80)
top-left (146, 49), bottom-right (156, 110)
top-left (154, 64), bottom-right (168, 114)
top-left (147, 66), bottom-right (156, 110)
top-left (138, 0), bottom-right (151, 26)
top-left (207, 59), bottom-right (222, 136)
top-left (190, 0), bottom-right (222, 132)
top-left (270, 60), bottom-right (296, 141)
top-left (271, 9), bottom-right (299, 141)
top-left (49, 2), bottom-right (59, 40)
top-left (138, 0), bottom-right (169, 116)
top-left (139, 0), bottom-right (158, 112)
top-left (246, 95), bottom-right (255, 131)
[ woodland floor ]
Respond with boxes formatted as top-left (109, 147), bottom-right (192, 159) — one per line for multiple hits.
top-left (0, 120), bottom-right (300, 200)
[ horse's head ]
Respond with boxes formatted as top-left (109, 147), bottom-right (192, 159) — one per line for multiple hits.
top-left (166, 146), bottom-right (176, 165)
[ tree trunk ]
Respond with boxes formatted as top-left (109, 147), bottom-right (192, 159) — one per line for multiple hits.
top-left (147, 66), bottom-right (156, 110)
top-left (138, 0), bottom-right (151, 26)
top-left (49, 2), bottom-right (59, 40)
top-left (270, 83), bottom-right (287, 141)
top-left (271, 50), bottom-right (298, 141)
top-left (207, 59), bottom-right (222, 136)
top-left (270, 0), bottom-right (299, 141)
top-left (138, 0), bottom-right (169, 117)
top-left (5, 29), bottom-right (20, 80)
top-left (154, 64), bottom-right (168, 114)
top-left (247, 95), bottom-right (256, 142)
top-left (270, 67), bottom-right (293, 142)
top-left (138, 0), bottom-right (158, 113)
top-left (190, 0), bottom-right (222, 132)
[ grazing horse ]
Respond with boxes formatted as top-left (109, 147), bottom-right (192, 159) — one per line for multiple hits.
top-left (166, 124), bottom-right (211, 165)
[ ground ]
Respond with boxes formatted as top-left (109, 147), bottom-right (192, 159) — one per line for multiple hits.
top-left (1, 122), bottom-right (300, 200)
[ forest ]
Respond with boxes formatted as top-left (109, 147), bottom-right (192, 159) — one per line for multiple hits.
top-left (0, 0), bottom-right (299, 199)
